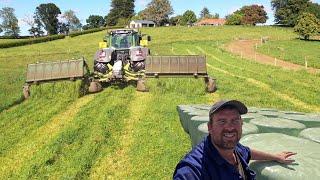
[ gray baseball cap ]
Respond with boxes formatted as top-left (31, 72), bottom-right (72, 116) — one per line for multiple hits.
top-left (209, 100), bottom-right (248, 116)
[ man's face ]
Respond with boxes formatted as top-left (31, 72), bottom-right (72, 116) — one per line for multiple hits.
top-left (208, 108), bottom-right (243, 150)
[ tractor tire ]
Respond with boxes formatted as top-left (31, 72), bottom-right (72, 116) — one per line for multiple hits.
top-left (23, 84), bottom-right (30, 99)
top-left (136, 79), bottom-right (148, 92)
top-left (206, 77), bottom-right (217, 93)
top-left (88, 81), bottom-right (103, 93)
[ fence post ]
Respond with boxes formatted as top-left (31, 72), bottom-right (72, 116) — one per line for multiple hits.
top-left (305, 56), bottom-right (308, 69)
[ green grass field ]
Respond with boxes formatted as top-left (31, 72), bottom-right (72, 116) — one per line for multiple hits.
top-left (0, 26), bottom-right (319, 179)
top-left (257, 39), bottom-right (320, 69)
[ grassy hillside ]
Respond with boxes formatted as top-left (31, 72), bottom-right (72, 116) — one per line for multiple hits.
top-left (0, 26), bottom-right (319, 179)
top-left (257, 39), bottom-right (320, 69)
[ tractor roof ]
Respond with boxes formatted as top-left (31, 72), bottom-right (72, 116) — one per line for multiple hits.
top-left (109, 29), bottom-right (138, 35)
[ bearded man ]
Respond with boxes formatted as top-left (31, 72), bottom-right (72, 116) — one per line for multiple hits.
top-left (173, 100), bottom-right (296, 180)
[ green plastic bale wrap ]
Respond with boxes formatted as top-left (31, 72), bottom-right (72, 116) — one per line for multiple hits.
top-left (258, 111), bottom-right (284, 118)
top-left (191, 104), bottom-right (211, 111)
top-left (250, 118), bottom-right (306, 136)
top-left (242, 122), bottom-right (259, 136)
top-left (299, 128), bottom-right (320, 143)
top-left (189, 116), bottom-right (209, 147)
top-left (191, 122), bottom-right (209, 147)
top-left (248, 107), bottom-right (260, 113)
top-left (241, 113), bottom-right (264, 123)
top-left (240, 133), bottom-right (320, 180)
top-left (282, 114), bottom-right (320, 128)
top-left (280, 111), bottom-right (306, 115)
top-left (177, 105), bottom-right (194, 133)
top-left (258, 108), bottom-right (279, 112)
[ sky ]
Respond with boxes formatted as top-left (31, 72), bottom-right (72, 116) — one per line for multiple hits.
top-left (0, 0), bottom-right (319, 35)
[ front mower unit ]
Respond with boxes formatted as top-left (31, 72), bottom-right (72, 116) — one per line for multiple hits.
top-left (145, 55), bottom-right (216, 92)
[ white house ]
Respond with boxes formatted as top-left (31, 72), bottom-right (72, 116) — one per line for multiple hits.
top-left (129, 20), bottom-right (155, 28)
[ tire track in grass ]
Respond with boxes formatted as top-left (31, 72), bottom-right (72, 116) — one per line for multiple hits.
top-left (0, 94), bottom-right (95, 178)
top-left (89, 91), bottom-right (151, 179)
top-left (206, 63), bottom-right (320, 112)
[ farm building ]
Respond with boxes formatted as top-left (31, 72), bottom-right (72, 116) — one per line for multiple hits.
top-left (196, 18), bottom-right (226, 26)
top-left (129, 20), bottom-right (156, 28)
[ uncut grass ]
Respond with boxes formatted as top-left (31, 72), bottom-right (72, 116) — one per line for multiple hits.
top-left (180, 41), bottom-right (320, 110)
top-left (257, 39), bottom-right (320, 69)
top-left (8, 87), bottom-right (135, 179)
top-left (0, 82), bottom-right (80, 155)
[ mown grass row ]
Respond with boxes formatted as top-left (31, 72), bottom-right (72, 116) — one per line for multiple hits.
top-left (257, 39), bottom-right (320, 69)
top-left (0, 86), bottom-right (135, 179)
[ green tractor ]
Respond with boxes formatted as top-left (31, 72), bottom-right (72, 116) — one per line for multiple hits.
top-left (23, 29), bottom-right (216, 98)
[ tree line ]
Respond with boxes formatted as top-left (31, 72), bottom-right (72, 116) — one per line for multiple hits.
top-left (0, 0), bottom-right (319, 39)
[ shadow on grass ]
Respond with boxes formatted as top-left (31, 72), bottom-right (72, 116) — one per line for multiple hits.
top-left (0, 95), bottom-right (25, 113)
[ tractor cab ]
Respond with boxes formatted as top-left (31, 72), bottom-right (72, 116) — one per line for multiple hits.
top-left (103, 29), bottom-right (151, 49)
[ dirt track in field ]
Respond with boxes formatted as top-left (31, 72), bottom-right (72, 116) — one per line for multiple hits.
top-left (225, 40), bottom-right (320, 74)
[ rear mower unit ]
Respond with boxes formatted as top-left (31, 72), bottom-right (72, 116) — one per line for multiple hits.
top-left (23, 29), bottom-right (216, 98)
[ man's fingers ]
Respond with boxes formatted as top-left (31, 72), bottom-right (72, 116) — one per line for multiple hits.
top-left (284, 152), bottom-right (297, 158)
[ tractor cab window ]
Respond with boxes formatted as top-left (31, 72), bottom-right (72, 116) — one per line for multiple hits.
top-left (111, 34), bottom-right (134, 49)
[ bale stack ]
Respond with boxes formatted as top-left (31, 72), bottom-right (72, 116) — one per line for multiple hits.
top-left (177, 104), bottom-right (320, 179)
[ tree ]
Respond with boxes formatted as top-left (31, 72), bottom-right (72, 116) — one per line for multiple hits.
top-left (106, 0), bottom-right (135, 26)
top-left (306, 2), bottom-right (320, 20)
top-left (0, 7), bottom-right (20, 37)
top-left (84, 15), bottom-right (105, 29)
top-left (141, 0), bottom-right (173, 26)
top-left (240, 5), bottom-right (268, 25)
top-left (225, 12), bottom-right (243, 25)
top-left (63, 10), bottom-right (82, 32)
top-left (271, 0), bottom-right (309, 26)
top-left (200, 7), bottom-right (211, 19)
top-left (294, 12), bottom-right (320, 40)
top-left (169, 15), bottom-right (182, 26)
top-left (35, 3), bottom-right (61, 35)
top-left (181, 10), bottom-right (197, 26)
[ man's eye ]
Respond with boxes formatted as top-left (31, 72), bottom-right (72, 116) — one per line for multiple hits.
top-left (217, 120), bottom-right (225, 125)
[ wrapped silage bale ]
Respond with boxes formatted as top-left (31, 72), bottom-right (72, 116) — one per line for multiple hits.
top-left (189, 116), bottom-right (209, 147)
top-left (191, 122), bottom-right (209, 147)
top-left (299, 128), bottom-right (320, 143)
top-left (250, 118), bottom-right (306, 136)
top-left (241, 113), bottom-right (264, 123)
top-left (177, 105), bottom-right (196, 134)
top-left (281, 114), bottom-right (320, 128)
top-left (258, 111), bottom-right (285, 118)
top-left (248, 107), bottom-right (260, 113)
top-left (240, 133), bottom-right (320, 180)
top-left (280, 111), bottom-right (305, 115)
top-left (242, 122), bottom-right (259, 136)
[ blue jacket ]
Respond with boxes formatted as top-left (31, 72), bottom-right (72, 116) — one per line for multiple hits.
top-left (173, 136), bottom-right (256, 180)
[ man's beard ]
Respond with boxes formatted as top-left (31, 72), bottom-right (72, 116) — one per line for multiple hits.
top-left (213, 130), bottom-right (240, 150)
